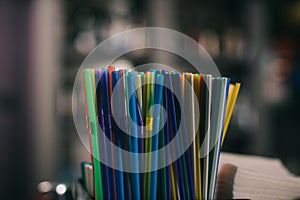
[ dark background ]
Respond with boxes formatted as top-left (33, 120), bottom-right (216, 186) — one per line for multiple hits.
top-left (1, 0), bottom-right (300, 199)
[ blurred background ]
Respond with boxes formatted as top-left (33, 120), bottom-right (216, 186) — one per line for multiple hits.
top-left (1, 0), bottom-right (300, 199)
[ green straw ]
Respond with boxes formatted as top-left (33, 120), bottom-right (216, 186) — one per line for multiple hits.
top-left (83, 69), bottom-right (104, 200)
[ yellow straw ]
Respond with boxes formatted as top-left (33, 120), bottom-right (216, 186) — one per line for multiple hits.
top-left (222, 83), bottom-right (241, 144)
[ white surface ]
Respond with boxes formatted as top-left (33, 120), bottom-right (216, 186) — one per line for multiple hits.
top-left (218, 152), bottom-right (300, 199)
top-left (220, 152), bottom-right (294, 178)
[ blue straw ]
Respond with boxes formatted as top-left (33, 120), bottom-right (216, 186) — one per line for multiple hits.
top-left (162, 70), bottom-right (171, 200)
top-left (95, 70), bottom-right (112, 200)
top-left (127, 72), bottom-right (141, 200)
top-left (149, 74), bottom-right (164, 200)
top-left (165, 73), bottom-right (186, 200)
top-left (102, 69), bottom-right (117, 199)
top-left (172, 72), bottom-right (195, 200)
top-left (112, 71), bottom-right (125, 200)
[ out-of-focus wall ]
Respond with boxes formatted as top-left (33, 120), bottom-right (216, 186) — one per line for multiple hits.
top-left (0, 1), bottom-right (34, 199)
top-left (30, 0), bottom-right (64, 184)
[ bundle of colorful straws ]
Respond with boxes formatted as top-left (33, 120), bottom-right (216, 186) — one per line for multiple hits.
top-left (81, 66), bottom-right (240, 200)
